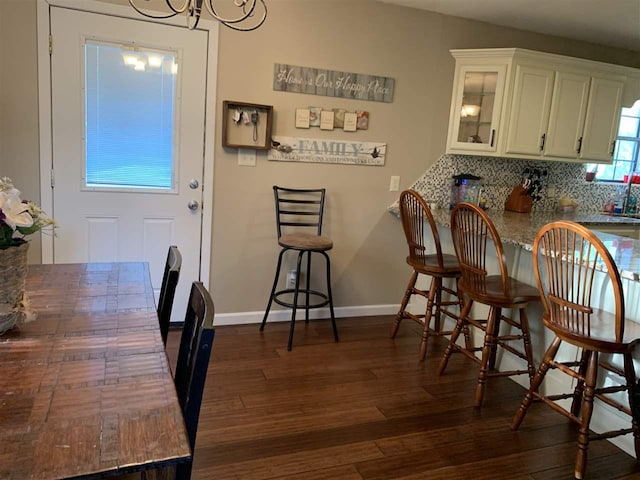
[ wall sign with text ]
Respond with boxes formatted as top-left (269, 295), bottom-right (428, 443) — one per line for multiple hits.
top-left (268, 136), bottom-right (386, 166)
top-left (273, 64), bottom-right (394, 103)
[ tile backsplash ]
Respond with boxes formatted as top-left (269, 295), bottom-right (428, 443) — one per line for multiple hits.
top-left (403, 154), bottom-right (639, 214)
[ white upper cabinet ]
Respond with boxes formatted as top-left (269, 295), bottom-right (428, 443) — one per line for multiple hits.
top-left (580, 77), bottom-right (624, 161)
top-left (544, 72), bottom-right (591, 158)
top-left (446, 48), bottom-right (635, 163)
top-left (447, 64), bottom-right (507, 153)
top-left (505, 65), bottom-right (555, 155)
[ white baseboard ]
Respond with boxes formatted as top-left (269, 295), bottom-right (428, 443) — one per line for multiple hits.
top-left (213, 304), bottom-right (399, 326)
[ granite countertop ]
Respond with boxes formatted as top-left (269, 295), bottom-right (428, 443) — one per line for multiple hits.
top-left (389, 205), bottom-right (640, 281)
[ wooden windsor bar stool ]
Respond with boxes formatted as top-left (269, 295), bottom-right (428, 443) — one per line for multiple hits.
top-left (390, 189), bottom-right (466, 360)
top-left (511, 220), bottom-right (640, 480)
top-left (437, 202), bottom-right (540, 407)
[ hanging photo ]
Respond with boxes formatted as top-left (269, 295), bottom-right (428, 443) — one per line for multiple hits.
top-left (357, 111), bottom-right (369, 130)
top-left (308, 107), bottom-right (321, 127)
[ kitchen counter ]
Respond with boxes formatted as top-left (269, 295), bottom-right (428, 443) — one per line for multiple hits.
top-left (389, 205), bottom-right (640, 281)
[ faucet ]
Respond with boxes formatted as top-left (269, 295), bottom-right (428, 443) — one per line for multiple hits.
top-left (623, 173), bottom-right (636, 215)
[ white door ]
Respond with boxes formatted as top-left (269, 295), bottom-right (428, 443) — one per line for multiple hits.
top-left (50, 6), bottom-right (207, 321)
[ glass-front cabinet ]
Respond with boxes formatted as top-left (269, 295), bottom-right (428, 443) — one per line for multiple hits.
top-left (445, 48), bottom-right (636, 163)
top-left (447, 64), bottom-right (507, 153)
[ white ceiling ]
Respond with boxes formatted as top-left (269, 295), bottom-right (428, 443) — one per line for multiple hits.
top-left (377, 0), bottom-right (640, 52)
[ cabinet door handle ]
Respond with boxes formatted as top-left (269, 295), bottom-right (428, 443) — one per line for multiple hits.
top-left (490, 129), bottom-right (495, 147)
top-left (539, 133), bottom-right (546, 152)
top-left (610, 141), bottom-right (616, 157)
top-left (576, 136), bottom-right (583, 154)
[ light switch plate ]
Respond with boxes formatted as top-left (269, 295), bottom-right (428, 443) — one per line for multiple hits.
top-left (389, 175), bottom-right (400, 192)
top-left (238, 148), bottom-right (257, 166)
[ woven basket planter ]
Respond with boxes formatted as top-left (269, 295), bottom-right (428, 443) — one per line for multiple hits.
top-left (0, 242), bottom-right (29, 335)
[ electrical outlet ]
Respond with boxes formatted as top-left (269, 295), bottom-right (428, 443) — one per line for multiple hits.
top-left (287, 270), bottom-right (297, 289)
top-left (389, 175), bottom-right (400, 192)
top-left (238, 148), bottom-right (257, 166)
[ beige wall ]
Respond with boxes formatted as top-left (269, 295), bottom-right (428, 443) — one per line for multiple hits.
top-left (1, 0), bottom-right (638, 313)
top-left (0, 0), bottom-right (41, 263)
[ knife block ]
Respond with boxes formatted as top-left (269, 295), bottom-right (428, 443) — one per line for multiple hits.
top-left (505, 185), bottom-right (533, 213)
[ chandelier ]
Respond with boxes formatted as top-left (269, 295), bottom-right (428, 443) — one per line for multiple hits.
top-left (128, 0), bottom-right (267, 31)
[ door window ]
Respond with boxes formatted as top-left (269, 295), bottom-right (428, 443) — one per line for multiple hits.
top-left (84, 40), bottom-right (178, 191)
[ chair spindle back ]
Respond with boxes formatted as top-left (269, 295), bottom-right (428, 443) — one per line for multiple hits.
top-left (533, 220), bottom-right (625, 342)
top-left (399, 190), bottom-right (445, 267)
top-left (450, 202), bottom-right (510, 294)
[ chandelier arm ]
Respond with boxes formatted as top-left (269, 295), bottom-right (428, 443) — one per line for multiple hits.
top-left (128, 0), bottom-right (191, 19)
top-left (128, 0), bottom-right (267, 31)
top-left (217, 9), bottom-right (266, 31)
top-left (203, 0), bottom-right (261, 24)
top-left (161, 0), bottom-right (192, 14)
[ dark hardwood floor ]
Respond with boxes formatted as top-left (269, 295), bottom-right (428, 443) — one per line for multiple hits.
top-left (167, 316), bottom-right (640, 479)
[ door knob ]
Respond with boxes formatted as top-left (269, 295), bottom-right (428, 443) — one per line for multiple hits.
top-left (188, 200), bottom-right (199, 211)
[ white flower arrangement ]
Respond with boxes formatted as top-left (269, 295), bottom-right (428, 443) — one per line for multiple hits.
top-left (0, 177), bottom-right (56, 249)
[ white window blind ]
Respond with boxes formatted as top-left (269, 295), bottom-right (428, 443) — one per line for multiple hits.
top-left (85, 41), bottom-right (177, 190)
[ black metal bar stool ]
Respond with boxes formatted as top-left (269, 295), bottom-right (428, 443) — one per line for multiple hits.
top-left (260, 186), bottom-right (338, 351)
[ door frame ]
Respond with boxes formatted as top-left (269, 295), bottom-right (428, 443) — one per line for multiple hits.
top-left (36, 0), bottom-right (217, 289)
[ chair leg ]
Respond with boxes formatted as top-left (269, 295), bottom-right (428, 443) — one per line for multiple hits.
top-left (391, 271), bottom-right (418, 338)
top-left (437, 298), bottom-right (473, 376)
top-left (419, 276), bottom-right (439, 361)
top-left (487, 307), bottom-right (501, 372)
top-left (433, 281), bottom-right (443, 333)
top-left (287, 251), bottom-right (305, 351)
top-left (175, 459), bottom-right (192, 480)
top-left (571, 349), bottom-right (590, 417)
top-left (512, 336), bottom-right (563, 430)
top-left (519, 308), bottom-right (536, 382)
top-left (260, 248), bottom-right (287, 331)
top-left (575, 351), bottom-right (598, 480)
top-left (455, 280), bottom-right (472, 351)
top-left (475, 306), bottom-right (500, 407)
top-left (623, 353), bottom-right (640, 459)
top-left (305, 251), bottom-right (312, 323)
top-left (321, 251), bottom-right (338, 343)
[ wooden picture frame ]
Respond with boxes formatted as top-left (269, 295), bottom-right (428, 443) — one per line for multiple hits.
top-left (222, 101), bottom-right (273, 150)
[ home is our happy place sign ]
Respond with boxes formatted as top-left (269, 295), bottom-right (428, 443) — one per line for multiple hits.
top-left (273, 64), bottom-right (394, 103)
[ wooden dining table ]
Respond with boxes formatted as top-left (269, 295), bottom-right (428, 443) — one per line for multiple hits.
top-left (0, 262), bottom-right (191, 479)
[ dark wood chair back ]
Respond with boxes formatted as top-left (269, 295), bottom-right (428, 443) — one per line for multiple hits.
top-left (450, 202), bottom-right (510, 295)
top-left (533, 220), bottom-right (625, 345)
top-left (399, 189), bottom-right (445, 268)
top-left (157, 245), bottom-right (182, 346)
top-left (174, 281), bottom-right (215, 480)
top-left (273, 186), bottom-right (325, 238)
